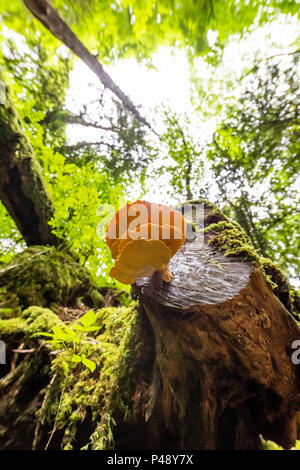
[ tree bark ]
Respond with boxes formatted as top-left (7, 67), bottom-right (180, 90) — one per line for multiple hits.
top-left (22, 0), bottom-right (154, 133)
top-left (134, 251), bottom-right (300, 449)
top-left (131, 206), bottom-right (300, 449)
top-left (0, 69), bottom-right (58, 246)
top-left (0, 202), bottom-right (299, 450)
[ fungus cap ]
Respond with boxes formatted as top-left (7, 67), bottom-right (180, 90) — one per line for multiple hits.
top-left (106, 201), bottom-right (186, 284)
top-left (110, 223), bottom-right (184, 260)
top-left (106, 200), bottom-right (185, 248)
top-left (110, 239), bottom-right (172, 285)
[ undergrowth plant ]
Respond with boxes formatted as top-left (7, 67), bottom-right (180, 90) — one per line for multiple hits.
top-left (35, 310), bottom-right (100, 372)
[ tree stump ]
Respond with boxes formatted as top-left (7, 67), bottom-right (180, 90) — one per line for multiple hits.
top-left (132, 205), bottom-right (300, 450)
top-left (0, 202), bottom-right (299, 450)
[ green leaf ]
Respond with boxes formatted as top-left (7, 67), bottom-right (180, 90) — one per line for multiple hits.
top-left (71, 354), bottom-right (82, 363)
top-left (81, 325), bottom-right (101, 332)
top-left (72, 324), bottom-right (86, 331)
top-left (52, 325), bottom-right (76, 341)
top-left (80, 310), bottom-right (97, 327)
top-left (81, 355), bottom-right (96, 373)
top-left (33, 332), bottom-right (54, 338)
top-left (72, 323), bottom-right (100, 332)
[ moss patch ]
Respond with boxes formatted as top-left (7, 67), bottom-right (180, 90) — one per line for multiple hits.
top-left (0, 316), bottom-right (28, 339)
top-left (205, 220), bottom-right (293, 312)
top-left (0, 246), bottom-right (103, 314)
top-left (174, 198), bottom-right (227, 231)
top-left (206, 220), bottom-right (262, 262)
top-left (0, 306), bottom-right (61, 341)
top-left (37, 303), bottom-right (140, 450)
top-left (0, 301), bottom-right (141, 449)
top-left (22, 306), bottom-right (61, 337)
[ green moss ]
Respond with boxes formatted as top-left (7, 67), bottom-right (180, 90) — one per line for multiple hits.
top-left (182, 198), bottom-right (222, 213)
top-left (0, 317), bottom-right (27, 338)
top-left (206, 220), bottom-right (258, 258)
top-left (0, 306), bottom-right (61, 340)
top-left (175, 198), bottom-right (227, 231)
top-left (261, 437), bottom-right (300, 450)
top-left (39, 303), bottom-right (139, 450)
top-left (261, 437), bottom-right (284, 450)
top-left (22, 306), bottom-right (61, 336)
top-left (204, 220), bottom-right (287, 292)
top-left (0, 245), bottom-right (103, 313)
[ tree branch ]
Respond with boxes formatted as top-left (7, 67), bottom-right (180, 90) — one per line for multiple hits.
top-left (62, 140), bottom-right (122, 152)
top-left (42, 111), bottom-right (120, 133)
top-left (23, 0), bottom-right (157, 134)
top-left (62, 114), bottom-right (120, 132)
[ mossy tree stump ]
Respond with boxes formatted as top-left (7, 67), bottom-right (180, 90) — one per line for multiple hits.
top-left (132, 203), bottom-right (300, 450)
top-left (0, 202), bottom-right (299, 450)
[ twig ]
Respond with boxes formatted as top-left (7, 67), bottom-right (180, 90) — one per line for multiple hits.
top-left (44, 377), bottom-right (66, 450)
top-left (32, 372), bottom-right (57, 450)
top-left (11, 348), bottom-right (35, 353)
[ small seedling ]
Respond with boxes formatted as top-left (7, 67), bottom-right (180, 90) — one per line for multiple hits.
top-left (35, 310), bottom-right (101, 372)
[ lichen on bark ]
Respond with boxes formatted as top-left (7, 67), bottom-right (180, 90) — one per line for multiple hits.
top-left (0, 67), bottom-right (58, 246)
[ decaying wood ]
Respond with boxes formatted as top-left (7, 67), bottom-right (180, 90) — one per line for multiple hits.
top-left (136, 234), bottom-right (253, 309)
top-left (133, 231), bottom-right (300, 449)
top-left (0, 203), bottom-right (299, 450)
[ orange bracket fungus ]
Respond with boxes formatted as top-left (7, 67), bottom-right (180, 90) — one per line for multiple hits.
top-left (106, 201), bottom-right (186, 284)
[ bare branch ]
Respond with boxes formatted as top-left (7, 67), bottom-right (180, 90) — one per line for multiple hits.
top-left (43, 111), bottom-right (120, 133)
top-left (62, 141), bottom-right (122, 152)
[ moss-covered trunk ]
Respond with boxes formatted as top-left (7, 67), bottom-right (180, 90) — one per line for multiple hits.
top-left (0, 202), bottom-right (299, 450)
top-left (0, 68), bottom-right (58, 246)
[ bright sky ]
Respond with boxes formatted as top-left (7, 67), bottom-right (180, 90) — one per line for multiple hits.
top-left (66, 14), bottom-right (299, 119)
top-left (65, 14), bottom-right (299, 204)
top-left (66, 16), bottom-right (300, 285)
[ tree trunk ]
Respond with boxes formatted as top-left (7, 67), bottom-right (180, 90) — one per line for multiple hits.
top-left (0, 69), bottom-right (58, 246)
top-left (0, 202), bottom-right (299, 450)
top-left (130, 204), bottom-right (300, 449)
top-left (135, 252), bottom-right (299, 449)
